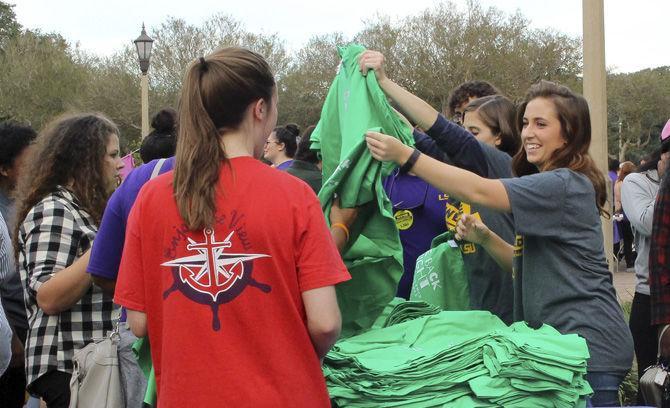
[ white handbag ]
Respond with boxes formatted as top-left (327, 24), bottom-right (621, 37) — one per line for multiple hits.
top-left (69, 326), bottom-right (124, 408)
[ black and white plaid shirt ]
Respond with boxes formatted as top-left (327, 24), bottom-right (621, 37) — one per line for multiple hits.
top-left (18, 187), bottom-right (115, 386)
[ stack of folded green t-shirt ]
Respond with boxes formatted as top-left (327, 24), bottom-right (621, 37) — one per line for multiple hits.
top-left (324, 308), bottom-right (592, 407)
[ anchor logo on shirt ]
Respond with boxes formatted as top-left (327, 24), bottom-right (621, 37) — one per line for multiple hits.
top-left (162, 228), bottom-right (272, 330)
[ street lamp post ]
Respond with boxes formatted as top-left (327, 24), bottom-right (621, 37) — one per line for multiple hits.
top-left (134, 24), bottom-right (154, 139)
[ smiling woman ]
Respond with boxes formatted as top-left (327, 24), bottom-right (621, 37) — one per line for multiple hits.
top-left (364, 80), bottom-right (634, 407)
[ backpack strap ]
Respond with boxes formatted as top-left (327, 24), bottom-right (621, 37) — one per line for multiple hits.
top-left (150, 158), bottom-right (167, 180)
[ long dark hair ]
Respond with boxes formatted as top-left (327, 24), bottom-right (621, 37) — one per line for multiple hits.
top-left (14, 113), bottom-right (118, 252)
top-left (513, 80), bottom-right (608, 216)
top-left (273, 123), bottom-right (299, 158)
top-left (174, 47), bottom-right (275, 230)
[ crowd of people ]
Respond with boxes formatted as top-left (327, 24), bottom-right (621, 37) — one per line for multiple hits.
top-left (0, 45), bottom-right (668, 407)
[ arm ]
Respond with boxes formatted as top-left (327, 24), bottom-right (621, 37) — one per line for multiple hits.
top-left (359, 51), bottom-right (437, 130)
top-left (455, 214), bottom-right (514, 274)
top-left (36, 250), bottom-right (92, 315)
top-left (302, 285), bottom-right (341, 361)
top-left (329, 198), bottom-right (358, 253)
top-left (613, 181), bottom-right (623, 213)
top-left (126, 309), bottom-right (147, 338)
top-left (359, 50), bottom-right (487, 176)
top-left (621, 176), bottom-right (656, 236)
top-left (366, 131), bottom-right (511, 212)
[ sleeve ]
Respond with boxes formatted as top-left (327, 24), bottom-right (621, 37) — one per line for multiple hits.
top-left (87, 187), bottom-right (126, 280)
top-left (0, 213), bottom-right (9, 284)
top-left (412, 129), bottom-right (449, 163)
top-left (114, 194), bottom-right (146, 312)
top-left (425, 114), bottom-right (489, 177)
top-left (501, 171), bottom-right (568, 238)
top-left (294, 192), bottom-right (351, 292)
top-left (21, 199), bottom-right (80, 300)
top-left (621, 174), bottom-right (656, 237)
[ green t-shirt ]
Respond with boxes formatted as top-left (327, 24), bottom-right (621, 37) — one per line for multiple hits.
top-left (311, 43), bottom-right (414, 337)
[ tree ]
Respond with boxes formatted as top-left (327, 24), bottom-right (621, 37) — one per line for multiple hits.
top-left (0, 30), bottom-right (89, 127)
top-left (356, 1), bottom-right (582, 109)
top-left (0, 1), bottom-right (21, 47)
top-left (607, 67), bottom-right (670, 161)
top-left (277, 33), bottom-right (344, 127)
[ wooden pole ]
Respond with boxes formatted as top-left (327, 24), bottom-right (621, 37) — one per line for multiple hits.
top-left (141, 73), bottom-right (150, 139)
top-left (582, 0), bottom-right (613, 271)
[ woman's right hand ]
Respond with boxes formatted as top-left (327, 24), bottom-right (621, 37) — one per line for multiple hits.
top-left (455, 213), bottom-right (491, 246)
top-left (358, 50), bottom-right (388, 83)
top-left (365, 131), bottom-right (413, 164)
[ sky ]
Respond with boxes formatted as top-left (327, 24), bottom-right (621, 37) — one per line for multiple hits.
top-left (11, 0), bottom-right (670, 73)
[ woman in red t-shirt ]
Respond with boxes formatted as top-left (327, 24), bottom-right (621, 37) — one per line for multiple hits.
top-left (114, 47), bottom-right (350, 407)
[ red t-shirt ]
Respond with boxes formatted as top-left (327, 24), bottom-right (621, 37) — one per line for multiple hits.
top-left (114, 157), bottom-right (350, 407)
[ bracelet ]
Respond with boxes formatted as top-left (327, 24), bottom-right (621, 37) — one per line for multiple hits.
top-left (331, 223), bottom-right (350, 242)
top-left (399, 148), bottom-right (421, 173)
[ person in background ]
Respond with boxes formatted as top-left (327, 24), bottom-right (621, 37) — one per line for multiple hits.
top-left (14, 113), bottom-right (123, 407)
top-left (139, 108), bottom-right (178, 163)
top-left (609, 158), bottom-right (621, 260)
top-left (445, 80), bottom-right (499, 125)
top-left (649, 119), bottom-right (670, 362)
top-left (114, 48), bottom-right (350, 406)
top-left (286, 125), bottom-right (322, 193)
top-left (87, 156), bottom-right (174, 408)
top-left (0, 121), bottom-right (37, 407)
top-left (264, 123), bottom-right (298, 170)
top-left (462, 95), bottom-right (521, 157)
top-left (622, 142), bottom-right (670, 404)
top-left (0, 213), bottom-right (14, 377)
top-left (615, 161), bottom-right (637, 269)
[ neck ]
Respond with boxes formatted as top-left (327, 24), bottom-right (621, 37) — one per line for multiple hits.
top-left (220, 130), bottom-right (254, 158)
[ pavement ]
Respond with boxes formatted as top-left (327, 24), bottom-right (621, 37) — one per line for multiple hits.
top-left (612, 261), bottom-right (637, 304)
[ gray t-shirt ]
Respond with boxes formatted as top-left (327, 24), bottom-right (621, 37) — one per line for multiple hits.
top-left (621, 169), bottom-right (660, 295)
top-left (464, 142), bottom-right (515, 324)
top-left (502, 168), bottom-right (633, 373)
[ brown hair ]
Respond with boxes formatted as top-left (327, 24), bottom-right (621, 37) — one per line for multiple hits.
top-left (14, 113), bottom-right (118, 251)
top-left (512, 80), bottom-right (609, 216)
top-left (463, 95), bottom-right (520, 156)
top-left (174, 47), bottom-right (275, 230)
top-left (617, 161), bottom-right (636, 182)
top-left (446, 80), bottom-right (499, 117)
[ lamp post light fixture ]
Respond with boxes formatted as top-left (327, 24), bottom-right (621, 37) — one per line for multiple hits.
top-left (134, 24), bottom-right (154, 139)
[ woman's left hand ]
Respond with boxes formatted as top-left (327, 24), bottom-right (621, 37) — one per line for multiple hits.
top-left (365, 131), bottom-right (412, 164)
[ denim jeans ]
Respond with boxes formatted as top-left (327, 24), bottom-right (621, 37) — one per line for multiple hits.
top-left (586, 371), bottom-right (627, 407)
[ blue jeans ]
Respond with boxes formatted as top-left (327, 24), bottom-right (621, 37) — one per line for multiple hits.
top-left (586, 371), bottom-right (627, 407)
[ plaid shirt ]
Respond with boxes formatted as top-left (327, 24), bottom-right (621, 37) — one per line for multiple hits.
top-left (650, 176), bottom-right (670, 325)
top-left (17, 187), bottom-right (114, 386)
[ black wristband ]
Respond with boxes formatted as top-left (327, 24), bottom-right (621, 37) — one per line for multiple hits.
top-left (399, 148), bottom-right (421, 173)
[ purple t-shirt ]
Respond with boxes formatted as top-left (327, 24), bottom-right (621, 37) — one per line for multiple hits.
top-left (384, 170), bottom-right (450, 299)
top-left (88, 157), bottom-right (175, 281)
top-left (276, 160), bottom-right (294, 171)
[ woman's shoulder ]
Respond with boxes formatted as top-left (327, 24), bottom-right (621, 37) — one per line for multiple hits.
top-left (27, 188), bottom-right (77, 218)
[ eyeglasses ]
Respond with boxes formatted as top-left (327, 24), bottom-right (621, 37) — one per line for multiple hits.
top-left (265, 140), bottom-right (279, 146)
top-left (452, 112), bottom-right (464, 127)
